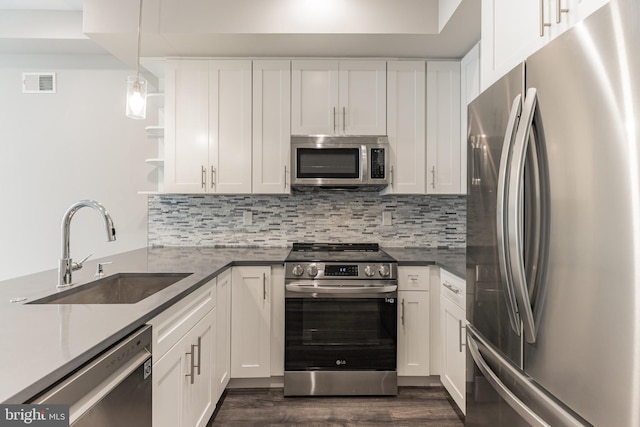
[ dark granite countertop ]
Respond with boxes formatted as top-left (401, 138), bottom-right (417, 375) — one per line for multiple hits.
top-left (0, 245), bottom-right (463, 404)
top-left (382, 247), bottom-right (466, 279)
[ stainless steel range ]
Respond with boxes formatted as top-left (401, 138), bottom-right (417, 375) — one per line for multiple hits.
top-left (284, 243), bottom-right (398, 396)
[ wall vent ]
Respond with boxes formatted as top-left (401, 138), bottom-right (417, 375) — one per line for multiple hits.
top-left (22, 73), bottom-right (56, 94)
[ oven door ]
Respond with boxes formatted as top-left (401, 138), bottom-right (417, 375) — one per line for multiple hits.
top-left (284, 282), bottom-right (397, 371)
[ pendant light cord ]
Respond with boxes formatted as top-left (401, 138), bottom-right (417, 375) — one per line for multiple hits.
top-left (136, 0), bottom-right (143, 80)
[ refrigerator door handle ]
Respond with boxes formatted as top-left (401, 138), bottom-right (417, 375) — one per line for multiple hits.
top-left (496, 94), bottom-right (523, 336)
top-left (467, 325), bottom-right (587, 427)
top-left (467, 326), bottom-right (550, 427)
top-left (507, 88), bottom-right (540, 344)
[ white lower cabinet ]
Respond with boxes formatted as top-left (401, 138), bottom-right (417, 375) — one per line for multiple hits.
top-left (397, 267), bottom-right (431, 376)
top-left (397, 290), bottom-right (430, 376)
top-left (215, 269), bottom-right (232, 401)
top-left (439, 269), bottom-right (466, 414)
top-left (231, 266), bottom-right (271, 378)
top-left (149, 279), bottom-right (217, 427)
top-left (153, 308), bottom-right (216, 427)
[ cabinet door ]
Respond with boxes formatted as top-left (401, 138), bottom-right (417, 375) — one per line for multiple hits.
top-left (397, 290), bottom-right (430, 376)
top-left (291, 60), bottom-right (339, 135)
top-left (153, 338), bottom-right (184, 427)
top-left (165, 59), bottom-right (210, 193)
top-left (481, 0), bottom-right (546, 90)
top-left (184, 309), bottom-right (216, 427)
top-left (153, 309), bottom-right (216, 427)
top-left (215, 269), bottom-right (231, 401)
top-left (253, 60), bottom-right (291, 194)
top-left (231, 266), bottom-right (271, 378)
top-left (440, 295), bottom-right (466, 414)
top-left (338, 60), bottom-right (387, 135)
top-left (426, 61), bottom-right (462, 194)
top-left (208, 60), bottom-right (252, 194)
top-left (384, 61), bottom-right (426, 195)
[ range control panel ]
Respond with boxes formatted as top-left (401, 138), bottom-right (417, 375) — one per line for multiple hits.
top-left (285, 262), bottom-right (397, 280)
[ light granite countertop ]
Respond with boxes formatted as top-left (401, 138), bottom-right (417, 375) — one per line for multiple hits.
top-left (0, 245), bottom-right (464, 404)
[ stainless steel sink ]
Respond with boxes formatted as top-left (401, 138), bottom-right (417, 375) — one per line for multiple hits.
top-left (28, 273), bottom-right (192, 304)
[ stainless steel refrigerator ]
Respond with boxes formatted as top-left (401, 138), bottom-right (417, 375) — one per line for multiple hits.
top-left (466, 1), bottom-right (640, 425)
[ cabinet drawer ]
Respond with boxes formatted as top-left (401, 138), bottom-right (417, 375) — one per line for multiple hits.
top-left (148, 278), bottom-right (216, 361)
top-left (398, 266), bottom-right (431, 291)
top-left (440, 269), bottom-right (465, 309)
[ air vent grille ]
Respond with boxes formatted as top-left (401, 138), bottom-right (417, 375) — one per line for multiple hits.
top-left (22, 73), bottom-right (56, 93)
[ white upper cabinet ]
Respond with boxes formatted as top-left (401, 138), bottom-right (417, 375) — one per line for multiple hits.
top-left (164, 60), bottom-right (210, 193)
top-left (426, 61), bottom-right (462, 194)
top-left (164, 59), bottom-right (252, 194)
top-left (291, 60), bottom-right (386, 136)
top-left (481, 0), bottom-right (610, 90)
top-left (208, 60), bottom-right (252, 194)
top-left (384, 61), bottom-right (426, 195)
top-left (252, 60), bottom-right (291, 194)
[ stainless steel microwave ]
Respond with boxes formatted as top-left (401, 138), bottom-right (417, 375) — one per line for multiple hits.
top-left (291, 135), bottom-right (389, 189)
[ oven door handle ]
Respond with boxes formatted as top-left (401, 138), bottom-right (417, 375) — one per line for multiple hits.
top-left (286, 283), bottom-right (397, 294)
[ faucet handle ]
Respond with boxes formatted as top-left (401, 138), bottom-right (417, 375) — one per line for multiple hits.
top-left (95, 261), bottom-right (113, 278)
top-left (72, 253), bottom-right (93, 271)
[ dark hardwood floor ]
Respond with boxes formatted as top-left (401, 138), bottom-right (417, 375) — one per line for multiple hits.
top-left (207, 387), bottom-right (464, 426)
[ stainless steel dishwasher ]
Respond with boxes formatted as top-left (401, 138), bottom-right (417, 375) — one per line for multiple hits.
top-left (31, 325), bottom-right (152, 426)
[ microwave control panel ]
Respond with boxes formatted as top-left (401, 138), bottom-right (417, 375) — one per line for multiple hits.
top-left (370, 148), bottom-right (386, 179)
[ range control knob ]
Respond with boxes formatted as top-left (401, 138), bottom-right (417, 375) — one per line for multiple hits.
top-left (379, 264), bottom-right (390, 277)
top-left (364, 265), bottom-right (376, 277)
top-left (291, 264), bottom-right (304, 277)
top-left (307, 264), bottom-right (319, 277)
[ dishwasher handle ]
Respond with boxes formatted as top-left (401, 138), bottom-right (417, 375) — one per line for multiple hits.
top-left (31, 326), bottom-right (152, 424)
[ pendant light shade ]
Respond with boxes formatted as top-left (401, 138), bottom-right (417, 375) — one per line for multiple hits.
top-left (126, 76), bottom-right (147, 119)
top-left (126, 0), bottom-right (146, 119)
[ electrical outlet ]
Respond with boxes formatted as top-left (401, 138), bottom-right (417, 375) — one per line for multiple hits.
top-left (382, 211), bottom-right (392, 226)
top-left (243, 211), bottom-right (253, 225)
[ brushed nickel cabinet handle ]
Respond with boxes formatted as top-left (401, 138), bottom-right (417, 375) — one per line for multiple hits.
top-left (195, 336), bottom-right (201, 375)
top-left (201, 166), bottom-right (206, 189)
top-left (333, 107), bottom-right (337, 133)
top-left (459, 320), bottom-right (466, 353)
top-left (431, 166), bottom-right (436, 189)
top-left (211, 166), bottom-right (216, 189)
top-left (443, 282), bottom-right (461, 294)
top-left (263, 273), bottom-right (267, 300)
top-left (343, 106), bottom-right (346, 132)
top-left (185, 344), bottom-right (196, 384)
top-left (390, 165), bottom-right (394, 187)
top-left (540, 0), bottom-right (551, 36)
top-left (556, 0), bottom-right (569, 23)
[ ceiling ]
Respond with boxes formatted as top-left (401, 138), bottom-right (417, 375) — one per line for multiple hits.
top-left (0, 0), bottom-right (480, 69)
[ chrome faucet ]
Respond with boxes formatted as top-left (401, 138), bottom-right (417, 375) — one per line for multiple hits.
top-left (58, 200), bottom-right (116, 288)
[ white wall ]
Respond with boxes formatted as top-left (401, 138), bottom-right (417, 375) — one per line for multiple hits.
top-left (0, 54), bottom-right (155, 281)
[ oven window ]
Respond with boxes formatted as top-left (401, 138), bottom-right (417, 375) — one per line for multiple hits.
top-left (296, 148), bottom-right (360, 178)
top-left (285, 297), bottom-right (397, 371)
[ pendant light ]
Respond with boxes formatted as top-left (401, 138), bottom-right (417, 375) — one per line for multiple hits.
top-left (126, 0), bottom-right (147, 119)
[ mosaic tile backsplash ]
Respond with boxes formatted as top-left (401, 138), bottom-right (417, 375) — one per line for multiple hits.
top-left (148, 192), bottom-right (466, 248)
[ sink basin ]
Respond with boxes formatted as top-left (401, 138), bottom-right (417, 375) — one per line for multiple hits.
top-left (28, 273), bottom-right (192, 305)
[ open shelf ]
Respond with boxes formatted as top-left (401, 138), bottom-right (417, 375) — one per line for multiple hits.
top-left (145, 158), bottom-right (165, 166)
top-left (145, 126), bottom-right (164, 138)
